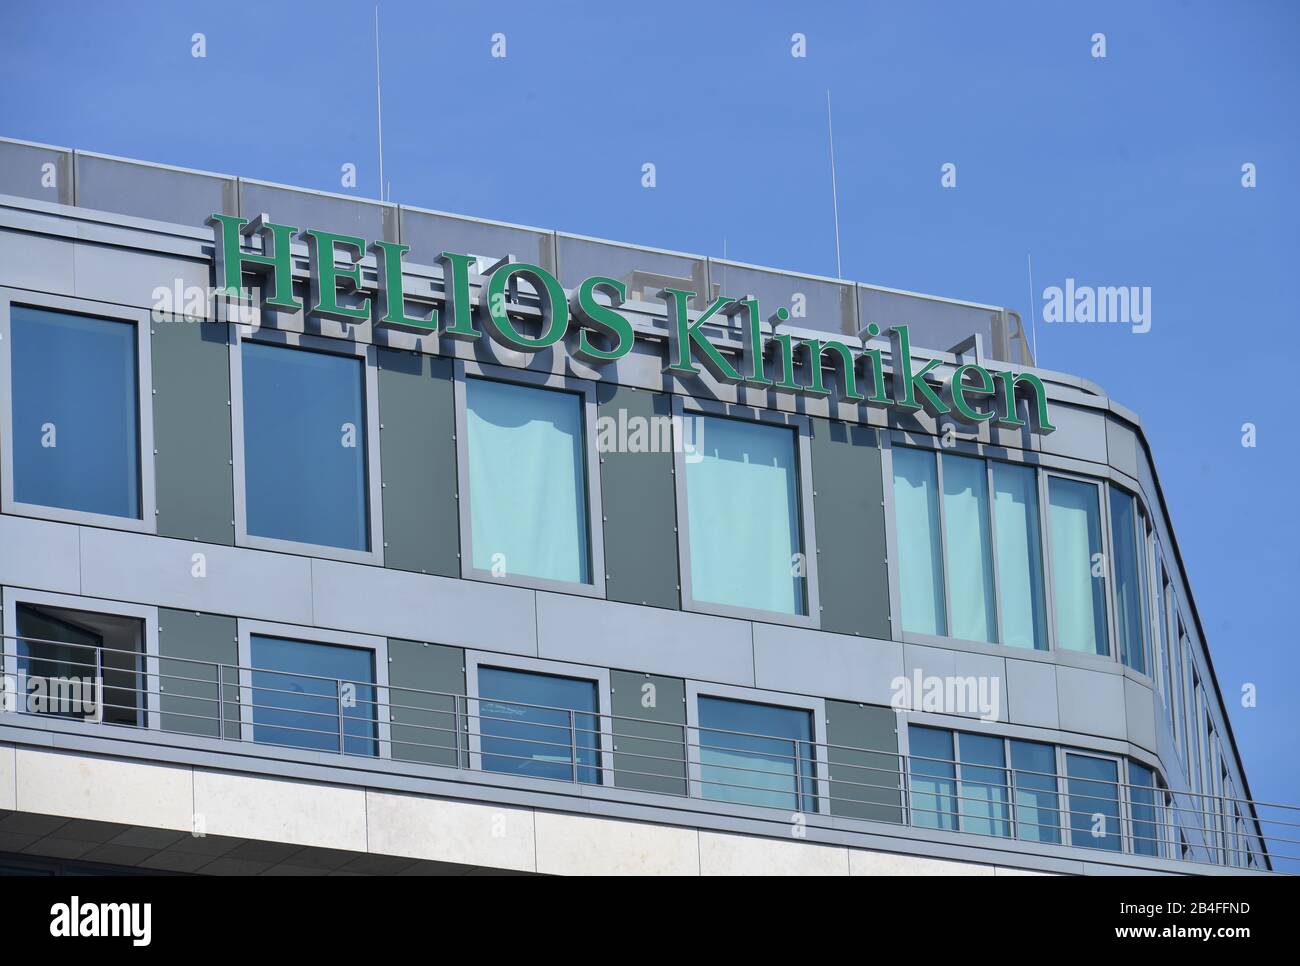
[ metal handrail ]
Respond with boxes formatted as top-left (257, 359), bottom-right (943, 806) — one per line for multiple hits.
top-left (0, 633), bottom-right (1284, 872)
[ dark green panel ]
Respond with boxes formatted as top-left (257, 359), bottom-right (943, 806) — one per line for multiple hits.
top-left (377, 349), bottom-right (459, 576)
top-left (611, 669), bottom-right (686, 795)
top-left (826, 700), bottom-right (903, 823)
top-left (157, 608), bottom-right (239, 739)
top-left (388, 638), bottom-right (464, 766)
top-left (596, 384), bottom-right (680, 609)
top-left (151, 318), bottom-right (234, 545)
top-left (809, 418), bottom-right (890, 638)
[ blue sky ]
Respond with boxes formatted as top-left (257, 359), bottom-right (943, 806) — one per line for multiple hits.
top-left (2, 1), bottom-right (1297, 813)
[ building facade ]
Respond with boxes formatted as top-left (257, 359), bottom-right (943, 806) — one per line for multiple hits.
top-left (0, 136), bottom-right (1273, 875)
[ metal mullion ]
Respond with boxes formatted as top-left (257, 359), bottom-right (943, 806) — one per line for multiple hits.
top-left (1038, 469), bottom-right (1059, 655)
top-left (933, 450), bottom-right (953, 638)
top-left (1098, 480), bottom-right (1119, 662)
top-left (984, 459), bottom-right (1004, 646)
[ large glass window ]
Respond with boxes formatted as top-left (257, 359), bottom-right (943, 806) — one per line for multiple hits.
top-left (250, 635), bottom-right (377, 756)
top-left (992, 463), bottom-right (1047, 649)
top-left (1066, 753), bottom-right (1121, 851)
top-left (465, 379), bottom-right (590, 584)
top-left (892, 448), bottom-right (946, 636)
top-left (942, 455), bottom-right (997, 643)
top-left (698, 696), bottom-right (816, 811)
top-left (1010, 740), bottom-right (1061, 844)
top-left (908, 725), bottom-right (957, 830)
top-left (1128, 761), bottom-right (1161, 857)
top-left (1048, 477), bottom-right (1109, 655)
top-left (9, 306), bottom-right (140, 519)
top-left (477, 667), bottom-right (601, 784)
top-left (1110, 489), bottom-right (1148, 673)
top-left (685, 415), bottom-right (804, 615)
top-left (958, 732), bottom-right (1010, 837)
top-left (242, 341), bottom-right (369, 551)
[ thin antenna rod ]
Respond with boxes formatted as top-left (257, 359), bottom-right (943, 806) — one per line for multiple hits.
top-left (826, 89), bottom-right (843, 279)
top-left (1027, 253), bottom-right (1038, 364)
top-left (374, 5), bottom-right (385, 201)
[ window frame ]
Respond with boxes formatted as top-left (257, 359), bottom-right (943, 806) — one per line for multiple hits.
top-left (228, 324), bottom-right (384, 564)
top-left (1041, 468), bottom-right (1117, 660)
top-left (452, 359), bottom-right (607, 598)
top-left (235, 618), bottom-right (391, 759)
top-left (463, 651), bottom-right (614, 785)
top-left (0, 289), bottom-right (157, 533)
top-left (671, 396), bottom-right (821, 628)
top-left (685, 680), bottom-right (830, 816)
top-left (0, 587), bottom-right (160, 730)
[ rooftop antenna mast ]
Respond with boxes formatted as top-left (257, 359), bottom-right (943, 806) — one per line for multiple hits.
top-left (1027, 253), bottom-right (1038, 364)
top-left (826, 89), bottom-right (843, 279)
top-left (374, 5), bottom-right (386, 201)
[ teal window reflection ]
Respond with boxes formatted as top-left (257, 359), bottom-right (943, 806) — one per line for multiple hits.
top-left (250, 635), bottom-right (377, 756)
top-left (699, 696), bottom-right (816, 811)
top-left (478, 667), bottom-right (600, 783)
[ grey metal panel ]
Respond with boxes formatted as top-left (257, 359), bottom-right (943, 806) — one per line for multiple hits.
top-left (157, 609), bottom-right (238, 739)
top-left (0, 140), bottom-right (72, 205)
top-left (1005, 658), bottom-right (1060, 729)
top-left (1056, 665), bottom-right (1128, 740)
top-left (311, 559), bottom-right (538, 656)
top-left (752, 623), bottom-right (903, 706)
top-left (0, 516), bottom-right (80, 595)
top-left (0, 228), bottom-right (75, 295)
top-left (902, 643), bottom-right (1008, 723)
top-left (825, 700), bottom-right (903, 823)
top-left (535, 592), bottom-right (754, 686)
top-left (399, 208), bottom-right (555, 271)
top-left (1106, 416), bottom-right (1141, 479)
top-left (79, 528), bottom-right (315, 626)
top-left (75, 154), bottom-right (236, 227)
top-left (388, 639), bottom-right (464, 767)
top-left (596, 383), bottom-right (679, 610)
top-left (808, 418), bottom-right (890, 638)
top-left (610, 669), bottom-right (686, 795)
top-left (1039, 403), bottom-right (1108, 464)
top-left (377, 349), bottom-right (459, 577)
top-left (72, 242), bottom-right (211, 316)
top-left (239, 180), bottom-right (398, 244)
top-left (152, 318), bottom-right (234, 545)
top-left (1124, 677), bottom-right (1158, 753)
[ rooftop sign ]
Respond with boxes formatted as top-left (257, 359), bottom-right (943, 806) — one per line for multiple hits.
top-left (208, 213), bottom-right (1054, 434)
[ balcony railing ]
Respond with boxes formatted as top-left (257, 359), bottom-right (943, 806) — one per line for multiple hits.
top-left (0, 633), bottom-right (1285, 873)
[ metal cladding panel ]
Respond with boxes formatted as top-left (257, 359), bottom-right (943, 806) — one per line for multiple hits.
top-left (808, 418), bottom-right (890, 638)
top-left (0, 140), bottom-right (72, 205)
top-left (825, 700), bottom-right (903, 823)
top-left (595, 383), bottom-right (680, 610)
top-left (611, 669), bottom-right (687, 796)
top-left (377, 349), bottom-right (460, 577)
top-left (151, 318), bottom-right (235, 545)
top-left (388, 639), bottom-right (465, 767)
top-left (157, 608), bottom-right (238, 739)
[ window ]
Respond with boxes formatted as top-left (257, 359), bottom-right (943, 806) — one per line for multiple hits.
top-left (958, 732), bottom-right (1010, 837)
top-left (476, 666), bottom-right (601, 784)
top-left (2, 302), bottom-right (149, 522)
top-left (249, 635), bottom-right (378, 756)
top-left (685, 414), bottom-right (806, 616)
top-left (1010, 740), bottom-right (1061, 844)
top-left (1047, 477), bottom-right (1109, 655)
top-left (908, 725), bottom-right (957, 830)
top-left (892, 450), bottom-right (1046, 648)
top-left (1110, 488), bottom-right (1148, 673)
top-left (237, 337), bottom-right (372, 554)
top-left (1066, 753), bottom-right (1121, 851)
top-left (697, 696), bottom-right (817, 811)
top-left (464, 377), bottom-right (591, 585)
top-left (1128, 761), bottom-right (1161, 857)
top-left (893, 448), bottom-right (947, 636)
top-left (14, 603), bottom-right (144, 726)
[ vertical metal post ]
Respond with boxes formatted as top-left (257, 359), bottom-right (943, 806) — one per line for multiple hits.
top-left (453, 693), bottom-right (462, 769)
top-left (216, 663), bottom-right (224, 740)
top-left (337, 678), bottom-right (345, 755)
top-left (569, 709), bottom-right (577, 783)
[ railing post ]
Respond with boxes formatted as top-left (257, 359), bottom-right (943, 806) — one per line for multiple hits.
top-left (453, 693), bottom-right (461, 769)
top-left (216, 663), bottom-right (224, 740)
top-left (569, 709), bottom-right (577, 783)
top-left (337, 678), bottom-right (345, 755)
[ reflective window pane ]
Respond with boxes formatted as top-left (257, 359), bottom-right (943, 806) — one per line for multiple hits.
top-left (1066, 753), bottom-right (1121, 851)
top-left (1129, 761), bottom-right (1160, 857)
top-left (686, 416), bottom-right (804, 615)
top-left (1110, 489), bottom-right (1147, 672)
top-left (250, 635), bottom-right (376, 756)
top-left (465, 379), bottom-right (589, 584)
top-left (698, 696), bottom-right (816, 812)
top-left (942, 455), bottom-right (996, 643)
top-left (242, 342), bottom-right (369, 551)
top-left (478, 667), bottom-right (600, 784)
top-left (958, 733), bottom-right (1009, 837)
top-left (992, 463), bottom-right (1047, 649)
top-left (908, 725), bottom-right (957, 830)
top-left (10, 306), bottom-right (140, 518)
top-left (1010, 740), bottom-right (1060, 844)
top-left (1048, 477), bottom-right (1108, 655)
top-left (893, 448), bottom-right (946, 635)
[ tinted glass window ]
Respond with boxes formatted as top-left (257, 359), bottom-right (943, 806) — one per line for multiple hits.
top-left (698, 696), bottom-right (816, 811)
top-left (250, 635), bottom-right (377, 756)
top-left (478, 667), bottom-right (600, 783)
